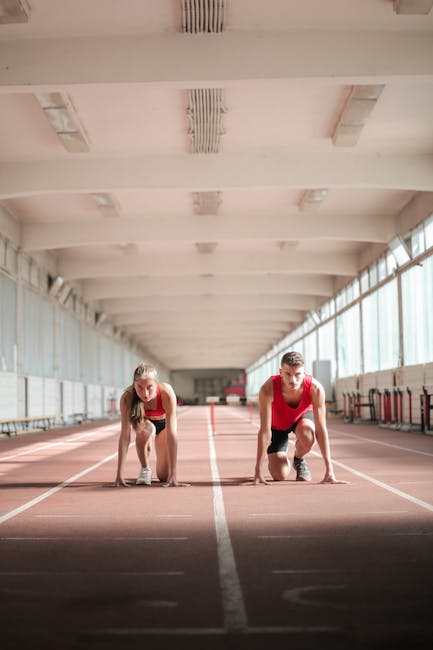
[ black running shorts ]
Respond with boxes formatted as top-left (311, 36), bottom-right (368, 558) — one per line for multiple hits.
top-left (267, 410), bottom-right (314, 454)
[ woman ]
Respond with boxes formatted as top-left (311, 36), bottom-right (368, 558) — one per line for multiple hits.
top-left (115, 362), bottom-right (184, 487)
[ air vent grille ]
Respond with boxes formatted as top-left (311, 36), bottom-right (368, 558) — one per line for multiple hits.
top-left (187, 88), bottom-right (226, 154)
top-left (181, 0), bottom-right (226, 33)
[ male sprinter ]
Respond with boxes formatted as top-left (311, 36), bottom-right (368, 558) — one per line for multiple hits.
top-left (253, 351), bottom-right (346, 485)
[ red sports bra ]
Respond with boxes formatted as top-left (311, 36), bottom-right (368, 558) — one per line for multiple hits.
top-left (271, 373), bottom-right (313, 430)
top-left (143, 384), bottom-right (165, 418)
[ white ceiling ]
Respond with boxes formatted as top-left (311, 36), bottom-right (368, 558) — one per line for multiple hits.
top-left (1, 0), bottom-right (433, 370)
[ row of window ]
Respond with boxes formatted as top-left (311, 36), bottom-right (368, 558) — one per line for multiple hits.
top-left (247, 216), bottom-right (433, 392)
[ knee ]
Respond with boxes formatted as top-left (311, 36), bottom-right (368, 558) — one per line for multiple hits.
top-left (296, 424), bottom-right (315, 450)
top-left (135, 419), bottom-right (156, 441)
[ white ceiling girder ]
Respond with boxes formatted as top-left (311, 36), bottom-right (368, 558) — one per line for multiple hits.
top-left (82, 275), bottom-right (334, 301)
top-left (120, 322), bottom-right (288, 336)
top-left (58, 250), bottom-right (358, 280)
top-left (122, 309), bottom-right (301, 328)
top-left (1, 30), bottom-right (433, 89)
top-left (22, 213), bottom-right (394, 251)
top-left (2, 153), bottom-right (433, 199)
top-left (101, 294), bottom-right (318, 315)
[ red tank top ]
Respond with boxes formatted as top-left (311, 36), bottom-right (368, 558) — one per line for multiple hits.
top-left (143, 384), bottom-right (165, 418)
top-left (271, 373), bottom-right (313, 430)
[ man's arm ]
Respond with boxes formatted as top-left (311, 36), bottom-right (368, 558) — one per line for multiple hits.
top-left (253, 379), bottom-right (273, 485)
top-left (311, 380), bottom-right (347, 484)
top-left (115, 392), bottom-right (132, 487)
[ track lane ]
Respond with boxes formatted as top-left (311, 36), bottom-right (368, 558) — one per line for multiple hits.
top-left (1, 406), bottom-right (432, 650)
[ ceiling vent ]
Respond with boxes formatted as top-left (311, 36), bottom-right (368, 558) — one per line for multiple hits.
top-left (0, 0), bottom-right (30, 23)
top-left (187, 88), bottom-right (226, 153)
top-left (332, 85), bottom-right (385, 147)
top-left (193, 191), bottom-right (223, 215)
top-left (195, 242), bottom-right (218, 254)
top-left (35, 92), bottom-right (89, 153)
top-left (90, 193), bottom-right (121, 218)
top-left (393, 0), bottom-right (433, 14)
top-left (299, 188), bottom-right (328, 211)
top-left (181, 0), bottom-right (226, 33)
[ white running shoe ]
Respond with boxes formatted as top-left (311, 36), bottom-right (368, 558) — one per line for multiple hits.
top-left (136, 467), bottom-right (152, 485)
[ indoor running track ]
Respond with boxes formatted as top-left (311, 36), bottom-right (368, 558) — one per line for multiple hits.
top-left (1, 406), bottom-right (432, 650)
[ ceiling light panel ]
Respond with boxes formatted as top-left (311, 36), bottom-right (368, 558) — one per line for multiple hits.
top-left (299, 188), bottom-right (328, 211)
top-left (332, 85), bottom-right (384, 147)
top-left (193, 191), bottom-right (223, 215)
top-left (35, 92), bottom-right (89, 153)
top-left (0, 0), bottom-right (29, 23)
top-left (393, 0), bottom-right (433, 14)
top-left (195, 242), bottom-right (218, 254)
top-left (90, 193), bottom-right (120, 218)
top-left (182, 0), bottom-right (226, 33)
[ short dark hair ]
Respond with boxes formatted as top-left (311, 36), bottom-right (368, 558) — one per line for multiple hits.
top-left (281, 351), bottom-right (304, 367)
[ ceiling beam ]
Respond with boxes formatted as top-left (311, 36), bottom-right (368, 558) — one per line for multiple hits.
top-left (1, 30), bottom-right (433, 89)
top-left (58, 250), bottom-right (358, 280)
top-left (82, 275), bottom-right (334, 301)
top-left (21, 213), bottom-right (394, 251)
top-left (2, 153), bottom-right (432, 199)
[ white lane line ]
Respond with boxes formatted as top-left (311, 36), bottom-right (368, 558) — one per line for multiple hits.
top-left (322, 454), bottom-right (433, 513)
top-left (0, 571), bottom-right (184, 576)
top-left (207, 413), bottom-right (248, 633)
top-left (0, 451), bottom-right (118, 525)
top-left (156, 514), bottom-right (192, 518)
top-left (273, 569), bottom-right (343, 574)
top-left (0, 537), bottom-right (189, 541)
top-left (260, 531), bottom-right (433, 539)
top-left (329, 428), bottom-right (433, 457)
top-left (88, 625), bottom-right (339, 636)
top-left (251, 510), bottom-right (408, 517)
top-left (139, 600), bottom-right (178, 608)
top-left (0, 429), bottom-right (117, 462)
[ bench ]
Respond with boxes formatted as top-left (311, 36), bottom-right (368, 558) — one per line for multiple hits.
top-left (0, 414), bottom-right (58, 437)
top-left (68, 412), bottom-right (88, 424)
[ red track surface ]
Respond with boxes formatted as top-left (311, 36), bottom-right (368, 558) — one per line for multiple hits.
top-left (1, 406), bottom-right (432, 650)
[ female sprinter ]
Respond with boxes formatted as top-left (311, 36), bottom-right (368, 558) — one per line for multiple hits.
top-left (115, 362), bottom-right (186, 487)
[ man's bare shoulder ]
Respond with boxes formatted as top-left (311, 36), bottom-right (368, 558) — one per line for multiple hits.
top-left (259, 376), bottom-right (274, 399)
top-left (311, 378), bottom-right (325, 402)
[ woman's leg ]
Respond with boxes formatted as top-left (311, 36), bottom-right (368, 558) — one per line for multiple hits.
top-left (154, 427), bottom-right (170, 482)
top-left (135, 419), bottom-right (155, 467)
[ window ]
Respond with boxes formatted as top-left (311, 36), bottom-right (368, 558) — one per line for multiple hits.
top-left (336, 304), bottom-right (361, 377)
top-left (425, 215), bottom-right (433, 250)
top-left (362, 279), bottom-right (399, 372)
top-left (401, 254), bottom-right (433, 364)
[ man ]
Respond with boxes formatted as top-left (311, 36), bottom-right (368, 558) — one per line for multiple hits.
top-left (253, 351), bottom-right (346, 484)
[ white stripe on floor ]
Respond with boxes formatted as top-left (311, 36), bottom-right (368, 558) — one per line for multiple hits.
top-left (207, 413), bottom-right (248, 633)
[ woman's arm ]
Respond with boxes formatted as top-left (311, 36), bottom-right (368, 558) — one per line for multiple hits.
top-left (115, 391), bottom-right (132, 487)
top-left (161, 384), bottom-right (180, 486)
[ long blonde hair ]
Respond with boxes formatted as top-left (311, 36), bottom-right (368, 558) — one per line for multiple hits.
top-left (129, 363), bottom-right (158, 428)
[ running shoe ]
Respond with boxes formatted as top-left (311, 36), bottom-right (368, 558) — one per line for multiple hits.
top-left (293, 456), bottom-right (312, 482)
top-left (136, 467), bottom-right (152, 485)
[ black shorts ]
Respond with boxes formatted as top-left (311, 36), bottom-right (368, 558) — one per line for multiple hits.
top-left (150, 418), bottom-right (166, 435)
top-left (267, 411), bottom-right (314, 454)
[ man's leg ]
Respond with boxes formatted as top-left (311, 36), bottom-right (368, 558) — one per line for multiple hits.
top-left (268, 451), bottom-right (291, 480)
top-left (293, 419), bottom-right (315, 481)
top-left (266, 428), bottom-right (291, 480)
